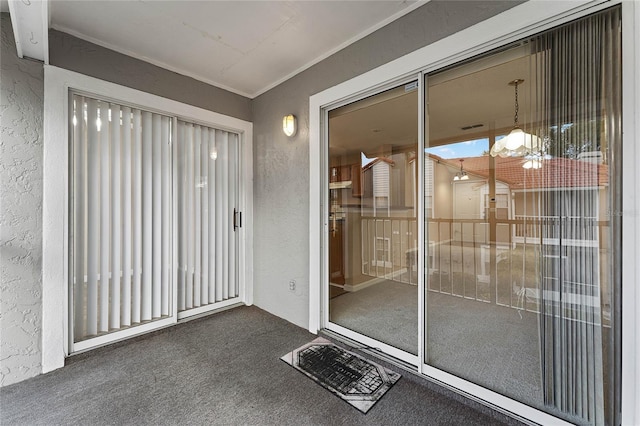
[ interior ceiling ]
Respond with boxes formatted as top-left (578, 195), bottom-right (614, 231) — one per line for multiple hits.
top-left (329, 45), bottom-right (537, 156)
top-left (48, 0), bottom-right (423, 98)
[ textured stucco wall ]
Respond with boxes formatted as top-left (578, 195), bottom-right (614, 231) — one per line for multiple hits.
top-left (0, 12), bottom-right (44, 387)
top-left (48, 29), bottom-right (252, 122)
top-left (251, 1), bottom-right (522, 328)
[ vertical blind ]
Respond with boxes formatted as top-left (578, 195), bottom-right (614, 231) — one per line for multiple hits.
top-left (71, 96), bottom-right (243, 343)
top-left (531, 7), bottom-right (621, 425)
top-left (176, 120), bottom-right (239, 312)
top-left (71, 95), bottom-right (172, 342)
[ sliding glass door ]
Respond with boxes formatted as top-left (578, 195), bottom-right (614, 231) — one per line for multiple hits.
top-left (326, 80), bottom-right (419, 358)
top-left (175, 120), bottom-right (241, 318)
top-left (320, 6), bottom-right (621, 426)
top-left (69, 94), bottom-right (243, 351)
top-left (423, 8), bottom-right (620, 425)
top-left (70, 95), bottom-right (175, 349)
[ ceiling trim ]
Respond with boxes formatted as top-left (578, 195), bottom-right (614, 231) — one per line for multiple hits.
top-left (251, 0), bottom-right (429, 98)
top-left (51, 0), bottom-right (428, 99)
top-left (8, 0), bottom-right (49, 63)
top-left (49, 22), bottom-right (253, 98)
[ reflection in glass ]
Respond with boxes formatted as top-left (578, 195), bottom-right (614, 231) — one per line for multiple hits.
top-left (425, 7), bottom-right (620, 425)
top-left (328, 82), bottom-right (418, 354)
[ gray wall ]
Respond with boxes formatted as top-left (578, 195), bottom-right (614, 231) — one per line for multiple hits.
top-left (251, 0), bottom-right (521, 328)
top-left (0, 18), bottom-right (252, 388)
top-left (49, 30), bottom-right (252, 122)
top-left (0, 13), bottom-right (44, 386)
top-left (0, 1), bottom-right (520, 387)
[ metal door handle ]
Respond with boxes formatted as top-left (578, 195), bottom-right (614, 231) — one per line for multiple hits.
top-left (233, 208), bottom-right (242, 231)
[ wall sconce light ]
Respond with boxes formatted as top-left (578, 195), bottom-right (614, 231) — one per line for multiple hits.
top-left (283, 114), bottom-right (297, 137)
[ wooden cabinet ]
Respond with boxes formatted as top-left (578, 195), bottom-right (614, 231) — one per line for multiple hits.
top-left (330, 163), bottom-right (362, 198)
top-left (330, 164), bottom-right (351, 182)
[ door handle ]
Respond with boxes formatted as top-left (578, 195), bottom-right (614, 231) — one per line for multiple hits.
top-left (233, 208), bottom-right (242, 231)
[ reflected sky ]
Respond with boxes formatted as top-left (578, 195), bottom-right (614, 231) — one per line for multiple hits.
top-left (426, 138), bottom-right (491, 158)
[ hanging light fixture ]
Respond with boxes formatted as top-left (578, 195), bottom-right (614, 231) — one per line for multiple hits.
top-left (453, 159), bottom-right (469, 181)
top-left (490, 79), bottom-right (541, 158)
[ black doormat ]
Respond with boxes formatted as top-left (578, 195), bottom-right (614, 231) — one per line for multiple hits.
top-left (281, 337), bottom-right (401, 413)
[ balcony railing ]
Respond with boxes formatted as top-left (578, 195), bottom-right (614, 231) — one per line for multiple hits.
top-left (359, 215), bottom-right (608, 324)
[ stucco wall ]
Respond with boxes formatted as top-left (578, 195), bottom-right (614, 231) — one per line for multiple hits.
top-left (1, 16), bottom-right (253, 388)
top-left (251, 1), bottom-right (521, 328)
top-left (0, 13), bottom-right (44, 387)
top-left (48, 29), bottom-right (252, 122)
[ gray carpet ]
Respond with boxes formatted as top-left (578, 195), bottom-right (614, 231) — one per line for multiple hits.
top-left (1, 306), bottom-right (520, 425)
top-left (330, 280), bottom-right (418, 354)
top-left (427, 293), bottom-right (542, 406)
top-left (329, 281), bottom-right (542, 410)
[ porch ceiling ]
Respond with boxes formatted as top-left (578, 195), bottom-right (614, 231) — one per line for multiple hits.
top-left (43, 0), bottom-right (425, 98)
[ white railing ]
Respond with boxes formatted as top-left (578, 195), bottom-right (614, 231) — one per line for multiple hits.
top-left (359, 216), bottom-right (608, 323)
top-left (512, 215), bottom-right (599, 247)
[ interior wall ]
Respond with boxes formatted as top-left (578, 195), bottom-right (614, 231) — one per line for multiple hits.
top-left (251, 0), bottom-right (522, 328)
top-left (48, 30), bottom-right (252, 122)
top-left (0, 13), bottom-right (44, 386)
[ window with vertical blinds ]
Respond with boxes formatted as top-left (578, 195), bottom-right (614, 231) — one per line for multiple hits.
top-left (176, 120), bottom-right (240, 313)
top-left (531, 8), bottom-right (621, 424)
top-left (70, 94), bottom-right (172, 342)
top-left (422, 6), bottom-right (620, 425)
top-left (70, 94), bottom-right (243, 344)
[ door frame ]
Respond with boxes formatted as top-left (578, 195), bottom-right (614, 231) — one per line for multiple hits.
top-left (42, 65), bottom-right (253, 369)
top-left (319, 74), bottom-right (423, 366)
top-left (309, 1), bottom-right (639, 424)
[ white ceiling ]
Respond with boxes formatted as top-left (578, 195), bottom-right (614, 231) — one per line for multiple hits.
top-left (3, 0), bottom-right (534, 149)
top-left (328, 44), bottom-right (536, 155)
top-left (47, 0), bottom-right (425, 98)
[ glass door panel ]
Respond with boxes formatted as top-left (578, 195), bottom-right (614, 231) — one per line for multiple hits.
top-left (176, 120), bottom-right (241, 319)
top-left (424, 7), bottom-right (620, 425)
top-left (328, 81), bottom-right (419, 355)
top-left (70, 94), bottom-right (175, 350)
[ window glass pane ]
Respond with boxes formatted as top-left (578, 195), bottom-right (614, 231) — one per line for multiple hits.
top-left (175, 120), bottom-right (241, 312)
top-left (424, 7), bottom-right (620, 424)
top-left (328, 81), bottom-right (419, 354)
top-left (70, 94), bottom-right (172, 342)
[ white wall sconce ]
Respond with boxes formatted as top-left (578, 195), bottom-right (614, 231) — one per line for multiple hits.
top-left (283, 114), bottom-right (297, 137)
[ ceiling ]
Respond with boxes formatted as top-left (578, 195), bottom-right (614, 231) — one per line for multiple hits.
top-left (328, 44), bottom-right (537, 156)
top-left (43, 0), bottom-right (425, 98)
top-left (3, 0), bottom-right (535, 146)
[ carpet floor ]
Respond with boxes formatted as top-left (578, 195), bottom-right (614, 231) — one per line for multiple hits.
top-left (1, 306), bottom-right (520, 425)
top-left (329, 279), bottom-right (543, 404)
top-left (330, 280), bottom-right (418, 354)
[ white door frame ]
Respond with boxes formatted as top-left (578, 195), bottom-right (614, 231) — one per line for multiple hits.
top-left (319, 74), bottom-right (422, 366)
top-left (43, 65), bottom-right (253, 368)
top-left (309, 1), bottom-right (639, 424)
